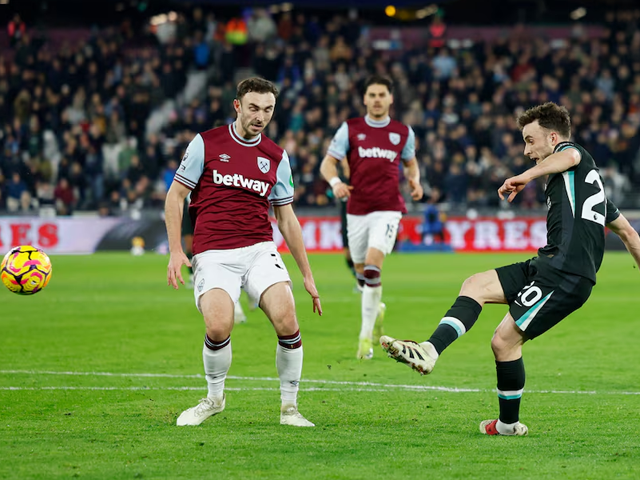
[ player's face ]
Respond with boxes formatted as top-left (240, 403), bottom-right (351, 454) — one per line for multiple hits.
top-left (234, 92), bottom-right (276, 138)
top-left (522, 120), bottom-right (559, 164)
top-left (363, 84), bottom-right (393, 119)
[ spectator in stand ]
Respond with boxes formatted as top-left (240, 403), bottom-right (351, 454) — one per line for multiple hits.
top-left (8, 14), bottom-right (27, 48)
top-left (6, 172), bottom-right (28, 213)
top-left (54, 177), bottom-right (75, 215)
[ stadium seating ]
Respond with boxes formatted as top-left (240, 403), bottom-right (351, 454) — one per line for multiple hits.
top-left (1, 8), bottom-right (639, 215)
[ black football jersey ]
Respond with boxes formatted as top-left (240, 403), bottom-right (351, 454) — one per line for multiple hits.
top-left (537, 141), bottom-right (620, 283)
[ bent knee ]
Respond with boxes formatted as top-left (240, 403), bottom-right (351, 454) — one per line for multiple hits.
top-left (205, 323), bottom-right (232, 341)
top-left (275, 313), bottom-right (299, 336)
top-left (491, 321), bottom-right (525, 361)
top-left (460, 273), bottom-right (486, 296)
top-left (459, 270), bottom-right (504, 304)
top-left (490, 333), bottom-right (508, 356)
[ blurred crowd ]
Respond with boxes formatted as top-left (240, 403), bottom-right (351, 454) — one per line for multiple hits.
top-left (1, 8), bottom-right (640, 216)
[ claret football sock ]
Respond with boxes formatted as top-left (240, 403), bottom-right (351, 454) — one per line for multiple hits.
top-left (427, 296), bottom-right (482, 354)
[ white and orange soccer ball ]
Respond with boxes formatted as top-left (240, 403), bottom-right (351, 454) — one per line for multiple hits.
top-left (1, 246), bottom-right (52, 295)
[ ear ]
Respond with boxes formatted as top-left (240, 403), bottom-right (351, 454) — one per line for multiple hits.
top-left (233, 98), bottom-right (241, 113)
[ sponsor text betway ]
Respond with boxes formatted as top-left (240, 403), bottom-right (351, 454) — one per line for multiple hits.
top-left (213, 170), bottom-right (269, 196)
top-left (358, 146), bottom-right (397, 161)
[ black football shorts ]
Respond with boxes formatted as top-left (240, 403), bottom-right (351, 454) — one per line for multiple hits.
top-left (496, 258), bottom-right (594, 339)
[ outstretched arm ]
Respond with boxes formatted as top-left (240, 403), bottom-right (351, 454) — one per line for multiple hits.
top-left (274, 203), bottom-right (322, 315)
top-left (498, 148), bottom-right (581, 202)
top-left (607, 213), bottom-right (640, 269)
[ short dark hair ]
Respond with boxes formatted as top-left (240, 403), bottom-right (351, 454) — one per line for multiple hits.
top-left (517, 102), bottom-right (571, 138)
top-left (236, 77), bottom-right (279, 100)
top-left (363, 74), bottom-right (393, 95)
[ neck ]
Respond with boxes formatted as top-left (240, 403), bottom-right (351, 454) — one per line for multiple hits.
top-left (364, 115), bottom-right (391, 128)
top-left (234, 119), bottom-right (257, 140)
top-left (366, 113), bottom-right (390, 122)
top-left (552, 138), bottom-right (571, 150)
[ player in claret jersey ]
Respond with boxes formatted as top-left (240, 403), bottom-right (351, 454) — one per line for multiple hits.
top-left (381, 102), bottom-right (640, 435)
top-left (320, 74), bottom-right (423, 360)
top-left (165, 77), bottom-right (322, 428)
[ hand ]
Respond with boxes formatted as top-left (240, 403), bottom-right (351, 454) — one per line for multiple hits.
top-left (167, 251), bottom-right (192, 290)
top-left (498, 174), bottom-right (529, 202)
top-left (408, 178), bottom-right (423, 201)
top-left (332, 181), bottom-right (353, 199)
top-left (303, 275), bottom-right (322, 316)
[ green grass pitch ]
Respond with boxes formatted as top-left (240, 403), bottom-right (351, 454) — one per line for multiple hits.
top-left (1, 252), bottom-right (639, 479)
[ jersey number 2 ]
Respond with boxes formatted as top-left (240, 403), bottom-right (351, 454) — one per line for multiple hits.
top-left (581, 170), bottom-right (605, 226)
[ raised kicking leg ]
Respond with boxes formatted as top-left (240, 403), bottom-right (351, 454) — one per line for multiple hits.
top-left (381, 269), bottom-right (506, 374)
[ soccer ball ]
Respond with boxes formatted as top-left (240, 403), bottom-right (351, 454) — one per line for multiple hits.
top-left (1, 246), bottom-right (52, 295)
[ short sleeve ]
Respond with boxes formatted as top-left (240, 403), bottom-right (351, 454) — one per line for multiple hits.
top-left (174, 134), bottom-right (205, 190)
top-left (269, 150), bottom-right (294, 206)
top-left (327, 122), bottom-right (350, 160)
top-left (605, 197), bottom-right (621, 224)
top-left (401, 126), bottom-right (416, 161)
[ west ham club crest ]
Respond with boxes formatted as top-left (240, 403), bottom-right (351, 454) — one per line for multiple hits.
top-left (257, 157), bottom-right (271, 173)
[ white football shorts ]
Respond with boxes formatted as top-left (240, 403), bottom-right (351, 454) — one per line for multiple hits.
top-left (347, 211), bottom-right (403, 264)
top-left (191, 241), bottom-right (291, 312)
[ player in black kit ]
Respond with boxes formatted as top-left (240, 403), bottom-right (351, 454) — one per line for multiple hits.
top-left (380, 102), bottom-right (640, 435)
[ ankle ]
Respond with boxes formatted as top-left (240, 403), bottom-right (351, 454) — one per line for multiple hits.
top-left (419, 341), bottom-right (439, 359)
top-left (496, 420), bottom-right (518, 435)
top-left (207, 392), bottom-right (224, 402)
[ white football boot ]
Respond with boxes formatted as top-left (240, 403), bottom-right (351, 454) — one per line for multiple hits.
top-left (176, 394), bottom-right (225, 426)
top-left (280, 405), bottom-right (315, 427)
top-left (480, 419), bottom-right (528, 436)
top-left (379, 336), bottom-right (438, 375)
top-left (356, 337), bottom-right (374, 360)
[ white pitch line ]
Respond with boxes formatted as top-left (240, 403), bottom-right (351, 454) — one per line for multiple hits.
top-left (0, 386), bottom-right (415, 393)
top-left (0, 370), bottom-right (204, 379)
top-left (1, 370), bottom-right (639, 395)
top-left (0, 370), bottom-right (476, 392)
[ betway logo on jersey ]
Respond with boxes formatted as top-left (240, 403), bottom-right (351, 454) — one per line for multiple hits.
top-left (358, 146), bottom-right (397, 161)
top-left (213, 170), bottom-right (269, 196)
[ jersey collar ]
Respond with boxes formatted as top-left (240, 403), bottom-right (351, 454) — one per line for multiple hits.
top-left (364, 115), bottom-right (391, 128)
top-left (229, 122), bottom-right (262, 147)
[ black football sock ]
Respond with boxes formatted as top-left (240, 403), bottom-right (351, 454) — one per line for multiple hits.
top-left (427, 296), bottom-right (482, 354)
top-left (496, 357), bottom-right (525, 425)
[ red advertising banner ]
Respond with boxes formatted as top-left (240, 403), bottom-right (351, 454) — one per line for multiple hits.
top-left (400, 216), bottom-right (548, 252)
top-left (273, 216), bottom-right (547, 253)
top-left (0, 215), bottom-right (547, 255)
top-left (272, 217), bottom-right (344, 253)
